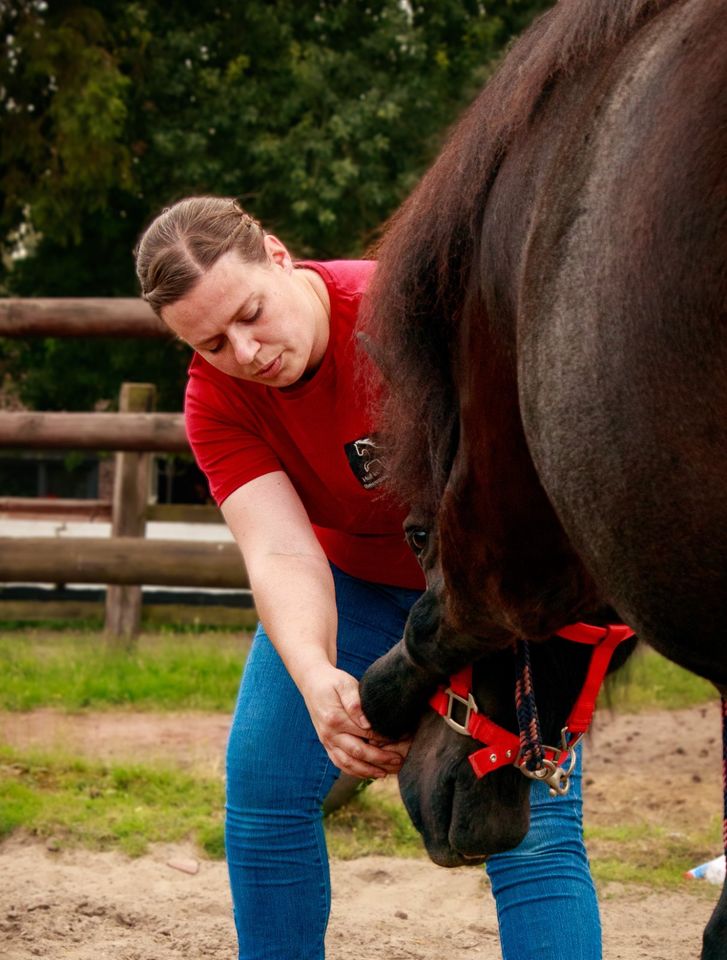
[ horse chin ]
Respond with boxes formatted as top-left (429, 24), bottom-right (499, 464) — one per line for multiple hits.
top-left (447, 766), bottom-right (530, 861)
top-left (423, 842), bottom-right (481, 869)
top-left (398, 718), bottom-right (531, 867)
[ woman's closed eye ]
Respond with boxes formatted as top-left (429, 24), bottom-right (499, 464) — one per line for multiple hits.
top-left (240, 305), bottom-right (262, 325)
top-left (205, 306), bottom-right (261, 354)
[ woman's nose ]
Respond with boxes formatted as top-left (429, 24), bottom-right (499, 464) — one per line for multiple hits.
top-left (227, 326), bottom-right (259, 366)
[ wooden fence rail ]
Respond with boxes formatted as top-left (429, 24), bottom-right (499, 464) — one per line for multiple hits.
top-left (0, 411), bottom-right (188, 452)
top-left (0, 499), bottom-right (221, 524)
top-left (0, 298), bottom-right (168, 338)
top-left (0, 498), bottom-right (113, 522)
top-left (0, 537), bottom-right (248, 589)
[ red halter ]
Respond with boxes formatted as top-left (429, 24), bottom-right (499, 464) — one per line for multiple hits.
top-left (429, 622), bottom-right (635, 792)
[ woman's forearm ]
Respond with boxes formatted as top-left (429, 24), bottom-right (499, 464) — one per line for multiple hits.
top-left (248, 550), bottom-right (338, 695)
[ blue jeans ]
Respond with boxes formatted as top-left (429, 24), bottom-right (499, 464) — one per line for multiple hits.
top-left (225, 564), bottom-right (600, 959)
top-left (486, 743), bottom-right (599, 959)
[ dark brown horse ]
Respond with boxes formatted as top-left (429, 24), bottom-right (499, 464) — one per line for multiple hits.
top-left (357, 0), bottom-right (727, 956)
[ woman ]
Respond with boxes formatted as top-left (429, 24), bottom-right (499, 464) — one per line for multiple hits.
top-left (135, 196), bottom-right (601, 960)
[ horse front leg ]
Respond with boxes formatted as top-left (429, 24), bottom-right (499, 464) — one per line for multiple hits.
top-left (701, 694), bottom-right (727, 960)
top-left (703, 881), bottom-right (727, 959)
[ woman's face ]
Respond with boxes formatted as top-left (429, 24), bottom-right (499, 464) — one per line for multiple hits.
top-left (161, 236), bottom-right (330, 388)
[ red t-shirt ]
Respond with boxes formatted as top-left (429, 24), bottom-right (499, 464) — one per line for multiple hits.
top-left (184, 259), bottom-right (425, 590)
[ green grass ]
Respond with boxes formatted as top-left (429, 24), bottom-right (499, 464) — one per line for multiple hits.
top-left (325, 784), bottom-right (424, 859)
top-left (0, 601), bottom-right (259, 633)
top-left (600, 647), bottom-right (716, 712)
top-left (0, 744), bottom-right (226, 857)
top-left (0, 628), bottom-right (720, 878)
top-left (0, 744), bottom-right (418, 860)
top-left (585, 820), bottom-right (723, 891)
top-left (1, 738), bottom-right (719, 887)
top-left (0, 629), bottom-right (716, 714)
top-left (0, 629), bottom-right (250, 711)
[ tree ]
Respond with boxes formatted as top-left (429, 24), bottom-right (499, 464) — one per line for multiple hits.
top-left (0, 0), bottom-right (553, 411)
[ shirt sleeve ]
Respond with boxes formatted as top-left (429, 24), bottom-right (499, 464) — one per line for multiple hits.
top-left (184, 372), bottom-right (282, 507)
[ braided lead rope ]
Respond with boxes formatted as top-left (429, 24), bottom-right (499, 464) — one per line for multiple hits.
top-left (514, 640), bottom-right (545, 772)
top-left (722, 696), bottom-right (727, 857)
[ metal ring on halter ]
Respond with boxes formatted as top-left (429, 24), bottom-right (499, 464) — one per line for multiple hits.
top-left (517, 755), bottom-right (573, 796)
top-left (516, 732), bottom-right (579, 797)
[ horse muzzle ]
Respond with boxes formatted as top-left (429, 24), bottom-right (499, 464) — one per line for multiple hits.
top-left (398, 712), bottom-right (531, 866)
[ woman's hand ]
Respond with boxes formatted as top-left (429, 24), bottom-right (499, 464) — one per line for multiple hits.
top-left (300, 664), bottom-right (410, 779)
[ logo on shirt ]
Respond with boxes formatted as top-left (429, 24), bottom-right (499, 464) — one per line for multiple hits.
top-left (344, 435), bottom-right (385, 490)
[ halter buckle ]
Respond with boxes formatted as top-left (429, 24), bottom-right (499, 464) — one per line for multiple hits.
top-left (517, 728), bottom-right (583, 797)
top-left (442, 687), bottom-right (478, 736)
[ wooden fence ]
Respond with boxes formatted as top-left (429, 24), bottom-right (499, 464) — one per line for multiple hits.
top-left (0, 298), bottom-right (249, 640)
top-left (0, 298), bottom-right (169, 338)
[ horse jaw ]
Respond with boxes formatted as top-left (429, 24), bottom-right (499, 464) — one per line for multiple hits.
top-left (398, 713), bottom-right (531, 866)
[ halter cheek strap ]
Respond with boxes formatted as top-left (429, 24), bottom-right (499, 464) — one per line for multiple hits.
top-left (554, 622), bottom-right (635, 735)
top-left (429, 622), bottom-right (635, 791)
top-left (430, 666), bottom-right (521, 775)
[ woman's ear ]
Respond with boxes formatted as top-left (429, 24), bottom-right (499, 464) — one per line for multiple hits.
top-left (264, 234), bottom-right (293, 272)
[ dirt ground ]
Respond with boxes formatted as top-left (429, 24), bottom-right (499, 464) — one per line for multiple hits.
top-left (0, 701), bottom-right (723, 960)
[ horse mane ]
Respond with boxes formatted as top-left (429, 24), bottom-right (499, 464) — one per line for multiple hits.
top-left (360, 0), bottom-right (676, 511)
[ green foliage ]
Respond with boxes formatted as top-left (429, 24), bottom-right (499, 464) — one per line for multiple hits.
top-left (1, 333), bottom-right (190, 413)
top-left (0, 0), bottom-right (553, 410)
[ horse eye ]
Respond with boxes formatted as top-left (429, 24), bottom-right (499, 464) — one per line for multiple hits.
top-left (406, 527), bottom-right (429, 555)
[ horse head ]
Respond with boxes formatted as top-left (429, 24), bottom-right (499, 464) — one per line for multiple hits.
top-left (360, 513), bottom-right (635, 867)
top-left (359, 513), bottom-right (470, 746)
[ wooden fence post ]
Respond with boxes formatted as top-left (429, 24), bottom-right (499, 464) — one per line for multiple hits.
top-left (104, 383), bottom-right (156, 644)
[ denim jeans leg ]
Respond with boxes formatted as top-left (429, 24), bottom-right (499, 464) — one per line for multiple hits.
top-left (484, 745), bottom-right (601, 960)
top-left (225, 564), bottom-right (420, 960)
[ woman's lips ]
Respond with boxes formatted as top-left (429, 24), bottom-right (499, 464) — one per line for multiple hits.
top-left (256, 354), bottom-right (282, 379)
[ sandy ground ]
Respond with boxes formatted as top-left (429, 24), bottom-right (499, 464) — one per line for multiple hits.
top-left (0, 701), bottom-right (723, 960)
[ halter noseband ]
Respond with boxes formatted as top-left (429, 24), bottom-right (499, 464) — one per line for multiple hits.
top-left (429, 622), bottom-right (635, 796)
